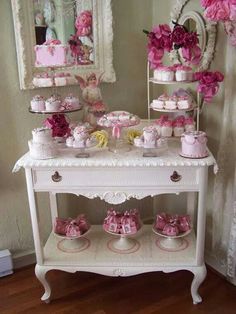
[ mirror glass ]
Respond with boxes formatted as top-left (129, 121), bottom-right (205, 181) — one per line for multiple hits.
top-left (33, 0), bottom-right (94, 65)
top-left (11, 0), bottom-right (116, 89)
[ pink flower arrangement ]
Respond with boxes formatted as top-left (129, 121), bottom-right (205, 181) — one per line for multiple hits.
top-left (195, 71), bottom-right (224, 102)
top-left (200, 0), bottom-right (236, 46)
top-left (144, 22), bottom-right (201, 68)
top-left (43, 114), bottom-right (71, 138)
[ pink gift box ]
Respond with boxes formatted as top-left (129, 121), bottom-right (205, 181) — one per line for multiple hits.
top-left (35, 44), bottom-right (75, 67)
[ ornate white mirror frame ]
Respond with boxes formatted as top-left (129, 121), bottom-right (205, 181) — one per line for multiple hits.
top-left (170, 0), bottom-right (218, 70)
top-left (11, 0), bottom-right (116, 90)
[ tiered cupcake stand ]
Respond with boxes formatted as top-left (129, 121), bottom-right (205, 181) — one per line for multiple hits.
top-left (147, 62), bottom-right (201, 132)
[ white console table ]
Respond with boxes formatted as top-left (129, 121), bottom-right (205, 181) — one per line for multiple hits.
top-left (13, 140), bottom-right (216, 304)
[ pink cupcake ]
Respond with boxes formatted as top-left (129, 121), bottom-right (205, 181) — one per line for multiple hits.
top-left (165, 96), bottom-right (178, 110)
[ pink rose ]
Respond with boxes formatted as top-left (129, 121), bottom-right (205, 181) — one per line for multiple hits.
top-left (229, 0), bottom-right (236, 4)
top-left (205, 1), bottom-right (230, 21)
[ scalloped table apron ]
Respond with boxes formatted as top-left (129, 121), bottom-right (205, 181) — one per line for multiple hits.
top-left (13, 137), bottom-right (217, 305)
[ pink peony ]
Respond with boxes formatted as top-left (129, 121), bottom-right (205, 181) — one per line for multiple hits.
top-left (230, 4), bottom-right (236, 20)
top-left (148, 47), bottom-right (164, 69)
top-left (183, 32), bottom-right (199, 48)
top-left (75, 10), bottom-right (93, 36)
top-left (204, 1), bottom-right (230, 21)
top-left (171, 25), bottom-right (186, 46)
top-left (229, 0), bottom-right (236, 4)
top-left (182, 45), bottom-right (202, 65)
top-left (195, 71), bottom-right (224, 103)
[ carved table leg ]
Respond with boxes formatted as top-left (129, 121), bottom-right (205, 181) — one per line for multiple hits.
top-left (190, 264), bottom-right (207, 304)
top-left (35, 264), bottom-right (51, 303)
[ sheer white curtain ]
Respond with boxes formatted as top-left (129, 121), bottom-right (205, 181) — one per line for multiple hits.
top-left (211, 42), bottom-right (236, 285)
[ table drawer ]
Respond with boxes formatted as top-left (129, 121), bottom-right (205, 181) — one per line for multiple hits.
top-left (32, 167), bottom-right (199, 189)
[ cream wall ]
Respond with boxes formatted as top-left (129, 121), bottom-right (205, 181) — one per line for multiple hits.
top-left (0, 0), bottom-right (153, 261)
top-left (0, 0), bottom-right (227, 266)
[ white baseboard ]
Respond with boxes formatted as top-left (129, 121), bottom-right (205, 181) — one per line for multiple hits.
top-left (13, 250), bottom-right (36, 269)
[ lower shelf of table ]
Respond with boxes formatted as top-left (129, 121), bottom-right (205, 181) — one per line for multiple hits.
top-left (43, 225), bottom-right (197, 269)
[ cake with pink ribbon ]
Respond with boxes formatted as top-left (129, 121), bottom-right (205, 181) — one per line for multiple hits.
top-left (181, 131), bottom-right (208, 158)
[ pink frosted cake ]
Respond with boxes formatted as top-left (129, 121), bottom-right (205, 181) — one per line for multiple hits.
top-left (181, 131), bottom-right (208, 158)
top-left (29, 127), bottom-right (57, 159)
top-left (30, 95), bottom-right (45, 111)
top-left (161, 120), bottom-right (173, 137)
top-left (35, 40), bottom-right (75, 67)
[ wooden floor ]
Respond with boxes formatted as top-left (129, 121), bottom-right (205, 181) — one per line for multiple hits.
top-left (0, 265), bottom-right (236, 314)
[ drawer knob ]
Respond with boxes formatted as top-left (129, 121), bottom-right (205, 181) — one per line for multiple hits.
top-left (170, 171), bottom-right (182, 182)
top-left (51, 171), bottom-right (62, 182)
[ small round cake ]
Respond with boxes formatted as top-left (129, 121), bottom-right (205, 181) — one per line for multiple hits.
top-left (29, 127), bottom-right (57, 159)
top-left (143, 126), bottom-right (158, 148)
top-left (31, 95), bottom-right (45, 111)
top-left (153, 66), bottom-right (165, 81)
top-left (161, 66), bottom-right (175, 81)
top-left (32, 127), bottom-right (52, 144)
top-left (62, 94), bottom-right (81, 110)
top-left (173, 121), bottom-right (184, 137)
top-left (175, 66), bottom-right (193, 82)
top-left (161, 120), bottom-right (173, 137)
top-left (165, 96), bottom-right (178, 110)
top-left (45, 94), bottom-right (62, 112)
top-left (177, 95), bottom-right (191, 110)
top-left (181, 131), bottom-right (208, 158)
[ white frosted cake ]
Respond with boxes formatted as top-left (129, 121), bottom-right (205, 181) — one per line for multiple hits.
top-left (62, 94), bottom-right (81, 110)
top-left (45, 94), bottom-right (62, 112)
top-left (29, 127), bottom-right (58, 159)
top-left (181, 131), bottom-right (208, 158)
top-left (30, 95), bottom-right (45, 111)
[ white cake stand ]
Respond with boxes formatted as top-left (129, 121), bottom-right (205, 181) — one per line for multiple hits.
top-left (104, 226), bottom-right (142, 254)
top-left (54, 227), bottom-right (91, 253)
top-left (152, 226), bottom-right (192, 251)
